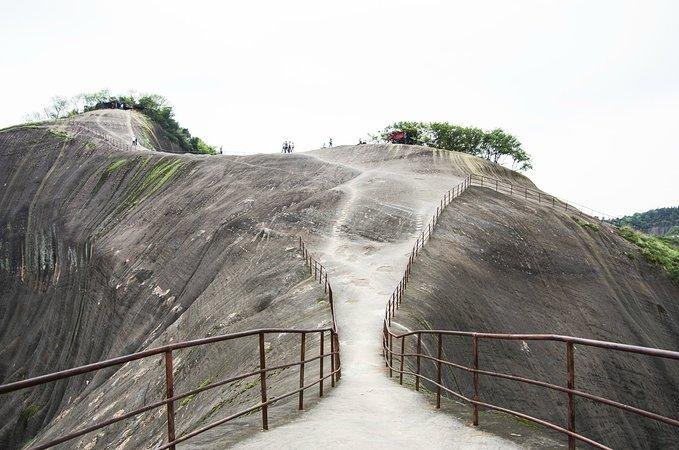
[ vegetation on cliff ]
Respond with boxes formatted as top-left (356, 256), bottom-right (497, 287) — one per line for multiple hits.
top-left (608, 206), bottom-right (679, 236)
top-left (618, 226), bottom-right (679, 283)
top-left (25, 90), bottom-right (216, 155)
top-left (373, 121), bottom-right (532, 170)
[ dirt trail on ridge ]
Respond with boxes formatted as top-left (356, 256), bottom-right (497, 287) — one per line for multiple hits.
top-left (233, 148), bottom-right (526, 449)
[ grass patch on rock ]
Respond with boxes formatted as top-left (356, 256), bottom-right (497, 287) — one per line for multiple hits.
top-left (92, 159), bottom-right (129, 195)
top-left (573, 216), bottom-right (600, 232)
top-left (618, 226), bottom-right (679, 283)
top-left (48, 129), bottom-right (71, 141)
top-left (19, 404), bottom-right (41, 423)
top-left (180, 378), bottom-right (212, 407)
top-left (113, 158), bottom-right (183, 214)
top-left (106, 159), bottom-right (128, 173)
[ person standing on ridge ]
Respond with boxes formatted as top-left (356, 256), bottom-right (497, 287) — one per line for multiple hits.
top-left (329, 137), bottom-right (333, 147)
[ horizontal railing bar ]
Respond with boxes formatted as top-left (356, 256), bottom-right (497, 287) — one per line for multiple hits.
top-left (158, 368), bottom-right (340, 449)
top-left (28, 350), bottom-right (340, 449)
top-left (391, 350), bottom-right (679, 428)
top-left (383, 357), bottom-right (610, 449)
top-left (467, 174), bottom-right (615, 220)
top-left (0, 327), bottom-right (334, 395)
top-left (384, 327), bottom-right (679, 360)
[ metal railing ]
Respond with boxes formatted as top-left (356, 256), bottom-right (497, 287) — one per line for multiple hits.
top-left (0, 239), bottom-right (341, 450)
top-left (382, 174), bottom-right (679, 448)
top-left (385, 171), bottom-right (616, 326)
top-left (385, 176), bottom-right (471, 326)
top-left (299, 236), bottom-right (342, 379)
top-left (469, 174), bottom-right (615, 221)
top-left (381, 328), bottom-right (679, 450)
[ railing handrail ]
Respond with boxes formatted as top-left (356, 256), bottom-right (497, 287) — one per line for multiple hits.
top-left (382, 172), bottom-right (679, 449)
top-left (298, 237), bottom-right (338, 332)
top-left (1, 238), bottom-right (342, 450)
top-left (383, 329), bottom-right (679, 360)
top-left (468, 173), bottom-right (616, 221)
top-left (382, 325), bottom-right (679, 448)
top-left (298, 237), bottom-right (342, 381)
top-left (0, 326), bottom-right (333, 395)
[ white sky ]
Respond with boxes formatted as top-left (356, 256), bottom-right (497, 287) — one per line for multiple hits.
top-left (1, 0), bottom-right (677, 217)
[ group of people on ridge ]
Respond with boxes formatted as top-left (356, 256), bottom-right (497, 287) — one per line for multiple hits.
top-left (282, 141), bottom-right (295, 153)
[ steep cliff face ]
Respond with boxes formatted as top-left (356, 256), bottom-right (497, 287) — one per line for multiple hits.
top-left (0, 114), bottom-right (348, 448)
top-left (2, 109), bottom-right (676, 448)
top-left (395, 186), bottom-right (679, 448)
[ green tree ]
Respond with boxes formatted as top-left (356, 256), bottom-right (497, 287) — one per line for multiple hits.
top-left (609, 207), bottom-right (679, 235)
top-left (429, 122), bottom-right (484, 155)
top-left (375, 121), bottom-right (532, 171)
top-left (481, 128), bottom-right (532, 170)
top-left (29, 91), bottom-right (217, 155)
top-left (376, 121), bottom-right (431, 145)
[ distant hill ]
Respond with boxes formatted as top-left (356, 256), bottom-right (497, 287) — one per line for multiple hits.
top-left (608, 206), bottom-right (679, 236)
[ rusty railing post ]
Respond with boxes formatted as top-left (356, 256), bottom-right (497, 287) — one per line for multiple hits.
top-left (334, 332), bottom-right (342, 380)
top-left (258, 332), bottom-right (269, 430)
top-left (319, 330), bottom-right (325, 397)
top-left (299, 332), bottom-right (306, 410)
top-left (415, 332), bottom-right (422, 391)
top-left (330, 331), bottom-right (336, 387)
top-left (324, 272), bottom-right (328, 293)
top-left (399, 335), bottom-right (406, 385)
top-left (472, 336), bottom-right (479, 426)
top-left (436, 333), bottom-right (442, 408)
top-left (389, 332), bottom-right (394, 377)
top-left (567, 342), bottom-right (575, 450)
top-left (383, 324), bottom-right (389, 367)
top-left (388, 299), bottom-right (392, 326)
top-left (495, 180), bottom-right (498, 191)
top-left (164, 350), bottom-right (176, 450)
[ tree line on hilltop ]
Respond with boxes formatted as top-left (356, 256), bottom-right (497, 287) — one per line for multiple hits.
top-left (608, 206), bottom-right (679, 238)
top-left (26, 90), bottom-right (216, 155)
top-left (374, 121), bottom-right (532, 171)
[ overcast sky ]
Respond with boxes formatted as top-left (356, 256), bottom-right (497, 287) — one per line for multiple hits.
top-left (1, 0), bottom-right (677, 217)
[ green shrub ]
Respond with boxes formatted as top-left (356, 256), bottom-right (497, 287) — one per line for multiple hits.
top-left (48, 129), bottom-right (71, 141)
top-left (574, 216), bottom-right (600, 231)
top-left (28, 91), bottom-right (217, 155)
top-left (179, 378), bottom-right (213, 407)
top-left (19, 404), bottom-right (41, 422)
top-left (122, 94), bottom-right (216, 155)
top-left (608, 207), bottom-right (679, 234)
top-left (374, 121), bottom-right (532, 170)
top-left (618, 226), bottom-right (679, 283)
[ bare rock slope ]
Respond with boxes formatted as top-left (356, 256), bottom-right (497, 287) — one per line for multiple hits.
top-left (0, 109), bottom-right (676, 449)
top-left (395, 186), bottom-right (679, 448)
top-left (0, 110), bottom-right (345, 448)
